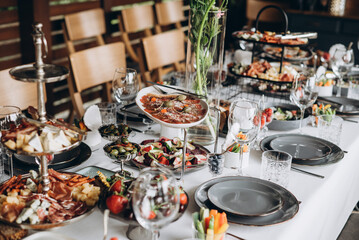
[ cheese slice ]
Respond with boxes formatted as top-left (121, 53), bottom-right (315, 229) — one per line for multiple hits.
top-left (28, 134), bottom-right (43, 152)
top-left (54, 130), bottom-right (71, 147)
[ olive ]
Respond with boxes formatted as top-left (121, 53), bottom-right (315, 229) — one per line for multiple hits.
top-left (183, 106), bottom-right (191, 113)
top-left (125, 146), bottom-right (133, 151)
top-left (110, 149), bottom-right (119, 156)
top-left (179, 204), bottom-right (186, 213)
top-left (124, 152), bottom-right (130, 156)
top-left (122, 138), bottom-right (129, 144)
top-left (164, 100), bottom-right (174, 107)
top-left (109, 124), bottom-right (115, 130)
top-left (131, 148), bottom-right (138, 154)
top-left (104, 146), bottom-right (111, 152)
top-left (119, 147), bottom-right (126, 153)
top-left (115, 139), bottom-right (122, 145)
top-left (177, 95), bottom-right (187, 101)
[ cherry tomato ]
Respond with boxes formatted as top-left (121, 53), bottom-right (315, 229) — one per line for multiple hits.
top-left (159, 156), bottom-right (169, 165)
top-left (106, 195), bottom-right (128, 214)
top-left (110, 179), bottom-right (123, 193)
top-left (253, 116), bottom-right (259, 126)
top-left (266, 116), bottom-right (272, 123)
top-left (185, 161), bottom-right (192, 166)
top-left (148, 210), bottom-right (156, 219)
top-left (180, 193), bottom-right (188, 205)
top-left (261, 116), bottom-right (266, 128)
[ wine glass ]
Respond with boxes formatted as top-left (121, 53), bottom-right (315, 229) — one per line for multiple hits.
top-left (0, 106), bottom-right (22, 178)
top-left (132, 167), bottom-right (180, 240)
top-left (112, 68), bottom-right (139, 123)
top-left (227, 99), bottom-right (261, 175)
top-left (330, 48), bottom-right (354, 97)
top-left (290, 76), bottom-right (318, 134)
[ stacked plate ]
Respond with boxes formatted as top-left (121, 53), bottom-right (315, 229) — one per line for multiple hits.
top-left (194, 176), bottom-right (299, 226)
top-left (260, 134), bottom-right (344, 166)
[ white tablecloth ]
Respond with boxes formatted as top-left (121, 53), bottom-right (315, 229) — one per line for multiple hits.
top-left (26, 121), bottom-right (359, 240)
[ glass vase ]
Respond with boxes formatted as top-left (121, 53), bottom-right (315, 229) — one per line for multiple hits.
top-left (185, 9), bottom-right (227, 146)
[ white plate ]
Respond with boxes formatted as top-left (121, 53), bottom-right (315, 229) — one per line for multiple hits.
top-left (135, 86), bottom-right (209, 129)
top-left (23, 232), bottom-right (76, 240)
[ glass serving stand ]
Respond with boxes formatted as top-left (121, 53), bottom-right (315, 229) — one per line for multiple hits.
top-left (7, 22), bottom-right (82, 193)
top-left (135, 86), bottom-right (209, 183)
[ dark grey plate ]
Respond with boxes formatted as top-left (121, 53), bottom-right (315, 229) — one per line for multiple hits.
top-left (269, 135), bottom-right (332, 161)
top-left (194, 176), bottom-right (299, 226)
top-left (260, 134), bottom-right (344, 166)
top-left (207, 180), bottom-right (283, 217)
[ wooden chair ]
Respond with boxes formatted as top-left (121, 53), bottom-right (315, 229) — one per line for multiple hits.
top-left (68, 42), bottom-right (126, 118)
top-left (0, 68), bottom-right (38, 110)
top-left (118, 4), bottom-right (156, 63)
top-left (62, 8), bottom-right (106, 54)
top-left (154, 0), bottom-right (185, 34)
top-left (137, 30), bottom-right (185, 86)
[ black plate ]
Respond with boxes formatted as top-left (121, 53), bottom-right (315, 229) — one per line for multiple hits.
top-left (11, 143), bottom-right (91, 174)
top-left (260, 134), bottom-right (344, 166)
top-left (194, 176), bottom-right (299, 226)
top-left (317, 96), bottom-right (359, 115)
top-left (14, 145), bottom-right (81, 167)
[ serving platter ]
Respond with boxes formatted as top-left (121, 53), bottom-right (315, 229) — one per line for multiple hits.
top-left (194, 176), bottom-right (299, 226)
top-left (260, 134), bottom-right (344, 166)
top-left (0, 170), bottom-right (98, 230)
top-left (207, 180), bottom-right (283, 217)
top-left (135, 86), bottom-right (209, 129)
top-left (12, 143), bottom-right (91, 174)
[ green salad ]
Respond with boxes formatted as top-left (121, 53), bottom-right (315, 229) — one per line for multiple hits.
top-left (273, 107), bottom-right (299, 121)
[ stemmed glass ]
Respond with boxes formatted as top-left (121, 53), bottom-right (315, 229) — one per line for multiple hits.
top-left (132, 167), bottom-right (180, 240)
top-left (112, 68), bottom-right (139, 124)
top-left (290, 76), bottom-right (318, 134)
top-left (227, 99), bottom-right (261, 175)
top-left (330, 48), bottom-right (354, 97)
top-left (0, 106), bottom-right (22, 177)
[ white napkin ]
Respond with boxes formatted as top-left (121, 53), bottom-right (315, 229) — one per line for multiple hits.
top-left (83, 105), bottom-right (102, 131)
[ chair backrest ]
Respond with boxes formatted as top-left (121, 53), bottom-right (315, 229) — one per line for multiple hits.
top-left (118, 4), bottom-right (156, 62)
top-left (63, 8), bottom-right (106, 54)
top-left (0, 68), bottom-right (38, 110)
top-left (138, 30), bottom-right (185, 85)
top-left (155, 0), bottom-right (185, 33)
top-left (68, 42), bottom-right (126, 117)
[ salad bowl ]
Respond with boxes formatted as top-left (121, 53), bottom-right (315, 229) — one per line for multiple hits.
top-left (267, 103), bottom-right (310, 131)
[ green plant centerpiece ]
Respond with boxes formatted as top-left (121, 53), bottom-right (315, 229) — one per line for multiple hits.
top-left (185, 0), bottom-right (228, 145)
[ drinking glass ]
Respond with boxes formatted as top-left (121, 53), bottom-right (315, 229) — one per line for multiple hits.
top-left (330, 48), bottom-right (354, 97)
top-left (317, 115), bottom-right (343, 145)
top-left (290, 77), bottom-right (318, 134)
top-left (0, 106), bottom-right (22, 178)
top-left (132, 167), bottom-right (180, 240)
top-left (112, 68), bottom-right (139, 123)
top-left (260, 150), bottom-right (292, 188)
top-left (96, 102), bottom-right (117, 126)
top-left (227, 99), bottom-right (261, 175)
top-left (348, 79), bottom-right (359, 100)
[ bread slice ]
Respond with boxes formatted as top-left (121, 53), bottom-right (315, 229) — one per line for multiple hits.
top-left (0, 223), bottom-right (28, 240)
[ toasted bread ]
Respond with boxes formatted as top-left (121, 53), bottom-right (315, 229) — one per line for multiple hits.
top-left (0, 223), bottom-right (28, 240)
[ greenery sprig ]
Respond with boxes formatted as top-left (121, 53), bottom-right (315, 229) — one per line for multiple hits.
top-left (189, 0), bottom-right (228, 96)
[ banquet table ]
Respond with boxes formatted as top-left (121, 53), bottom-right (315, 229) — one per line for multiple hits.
top-left (23, 119), bottom-right (359, 240)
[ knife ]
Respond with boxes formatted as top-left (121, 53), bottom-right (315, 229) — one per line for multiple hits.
top-left (146, 81), bottom-right (207, 99)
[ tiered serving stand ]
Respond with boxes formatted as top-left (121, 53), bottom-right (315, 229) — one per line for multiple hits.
top-left (8, 23), bottom-right (84, 193)
top-left (135, 86), bottom-right (209, 182)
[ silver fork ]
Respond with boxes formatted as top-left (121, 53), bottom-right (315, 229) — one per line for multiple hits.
top-left (152, 85), bottom-right (167, 94)
top-left (103, 209), bottom-right (110, 240)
